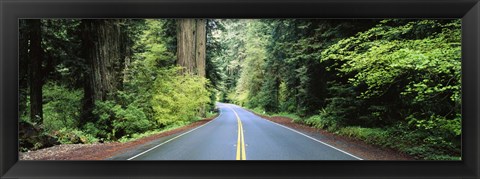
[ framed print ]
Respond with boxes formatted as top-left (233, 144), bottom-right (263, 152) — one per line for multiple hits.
top-left (1, 0), bottom-right (479, 178)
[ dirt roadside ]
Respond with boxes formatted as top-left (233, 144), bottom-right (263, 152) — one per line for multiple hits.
top-left (251, 112), bottom-right (415, 160)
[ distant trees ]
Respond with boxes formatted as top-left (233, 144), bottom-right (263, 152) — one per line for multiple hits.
top-left (211, 20), bottom-right (247, 102)
top-left (218, 19), bottom-right (377, 115)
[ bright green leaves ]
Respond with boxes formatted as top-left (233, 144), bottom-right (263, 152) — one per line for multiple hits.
top-left (134, 19), bottom-right (176, 67)
top-left (323, 20), bottom-right (461, 104)
top-left (318, 19), bottom-right (462, 159)
top-left (407, 114), bottom-right (461, 136)
top-left (151, 67), bottom-right (211, 126)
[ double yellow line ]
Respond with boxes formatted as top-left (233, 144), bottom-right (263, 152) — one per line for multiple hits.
top-left (229, 106), bottom-right (246, 160)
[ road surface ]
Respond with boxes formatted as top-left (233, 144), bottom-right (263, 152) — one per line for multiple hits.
top-left (116, 103), bottom-right (361, 160)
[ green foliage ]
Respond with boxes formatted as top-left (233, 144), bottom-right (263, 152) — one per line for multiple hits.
top-left (132, 19), bottom-right (176, 67)
top-left (42, 82), bottom-right (82, 131)
top-left (206, 19), bottom-right (224, 90)
top-left (233, 21), bottom-right (268, 108)
top-left (151, 67), bottom-right (211, 126)
top-left (54, 128), bottom-right (98, 144)
top-left (257, 76), bottom-right (280, 113)
top-left (305, 113), bottom-right (336, 130)
top-left (314, 123), bottom-right (461, 160)
top-left (92, 100), bottom-right (153, 140)
top-left (323, 20), bottom-right (461, 111)
top-left (337, 127), bottom-right (389, 144)
top-left (217, 20), bottom-right (248, 91)
top-left (309, 19), bottom-right (461, 160)
top-left (118, 129), bottom-right (164, 143)
top-left (278, 81), bottom-right (295, 112)
top-left (82, 122), bottom-right (102, 138)
top-left (404, 114), bottom-right (461, 158)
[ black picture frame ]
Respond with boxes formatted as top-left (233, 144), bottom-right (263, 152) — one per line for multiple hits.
top-left (1, 0), bottom-right (479, 178)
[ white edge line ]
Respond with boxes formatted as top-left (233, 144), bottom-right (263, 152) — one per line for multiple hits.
top-left (266, 120), bottom-right (363, 160)
top-left (232, 105), bottom-right (363, 160)
top-left (127, 107), bottom-right (223, 160)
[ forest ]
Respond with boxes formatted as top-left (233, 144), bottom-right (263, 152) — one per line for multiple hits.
top-left (19, 19), bottom-right (461, 160)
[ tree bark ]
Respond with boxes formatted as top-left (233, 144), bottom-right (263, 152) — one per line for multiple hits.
top-left (81, 19), bottom-right (124, 124)
top-left (19, 20), bottom-right (30, 118)
top-left (195, 19), bottom-right (206, 77)
top-left (177, 19), bottom-right (206, 77)
top-left (28, 19), bottom-right (44, 124)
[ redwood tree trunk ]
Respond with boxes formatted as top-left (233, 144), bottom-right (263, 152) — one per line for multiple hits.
top-left (81, 19), bottom-right (124, 124)
top-left (176, 19), bottom-right (206, 77)
top-left (195, 19), bottom-right (206, 77)
top-left (19, 20), bottom-right (30, 118)
top-left (28, 19), bottom-right (43, 123)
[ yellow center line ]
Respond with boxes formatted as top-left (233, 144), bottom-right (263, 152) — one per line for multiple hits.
top-left (240, 120), bottom-right (246, 159)
top-left (229, 106), bottom-right (246, 160)
top-left (236, 118), bottom-right (241, 160)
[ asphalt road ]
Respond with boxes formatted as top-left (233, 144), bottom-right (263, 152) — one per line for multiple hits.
top-left (124, 103), bottom-right (361, 160)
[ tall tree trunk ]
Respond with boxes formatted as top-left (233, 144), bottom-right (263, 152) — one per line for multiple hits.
top-left (81, 19), bottom-right (124, 124)
top-left (176, 19), bottom-right (206, 77)
top-left (28, 19), bottom-right (43, 124)
top-left (195, 19), bottom-right (206, 77)
top-left (19, 20), bottom-right (30, 118)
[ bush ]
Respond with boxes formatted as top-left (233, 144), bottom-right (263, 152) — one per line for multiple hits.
top-left (42, 82), bottom-right (82, 132)
top-left (82, 122), bottom-right (101, 138)
top-left (113, 103), bottom-right (152, 135)
top-left (304, 84), bottom-right (368, 129)
top-left (402, 114), bottom-right (461, 159)
top-left (93, 100), bottom-right (153, 140)
top-left (54, 128), bottom-right (98, 144)
top-left (334, 123), bottom-right (461, 160)
top-left (337, 126), bottom-right (389, 145)
top-left (151, 67), bottom-right (211, 126)
top-left (305, 112), bottom-right (335, 130)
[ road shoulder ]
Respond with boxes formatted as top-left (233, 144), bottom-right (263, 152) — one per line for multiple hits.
top-left (248, 111), bottom-right (415, 160)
